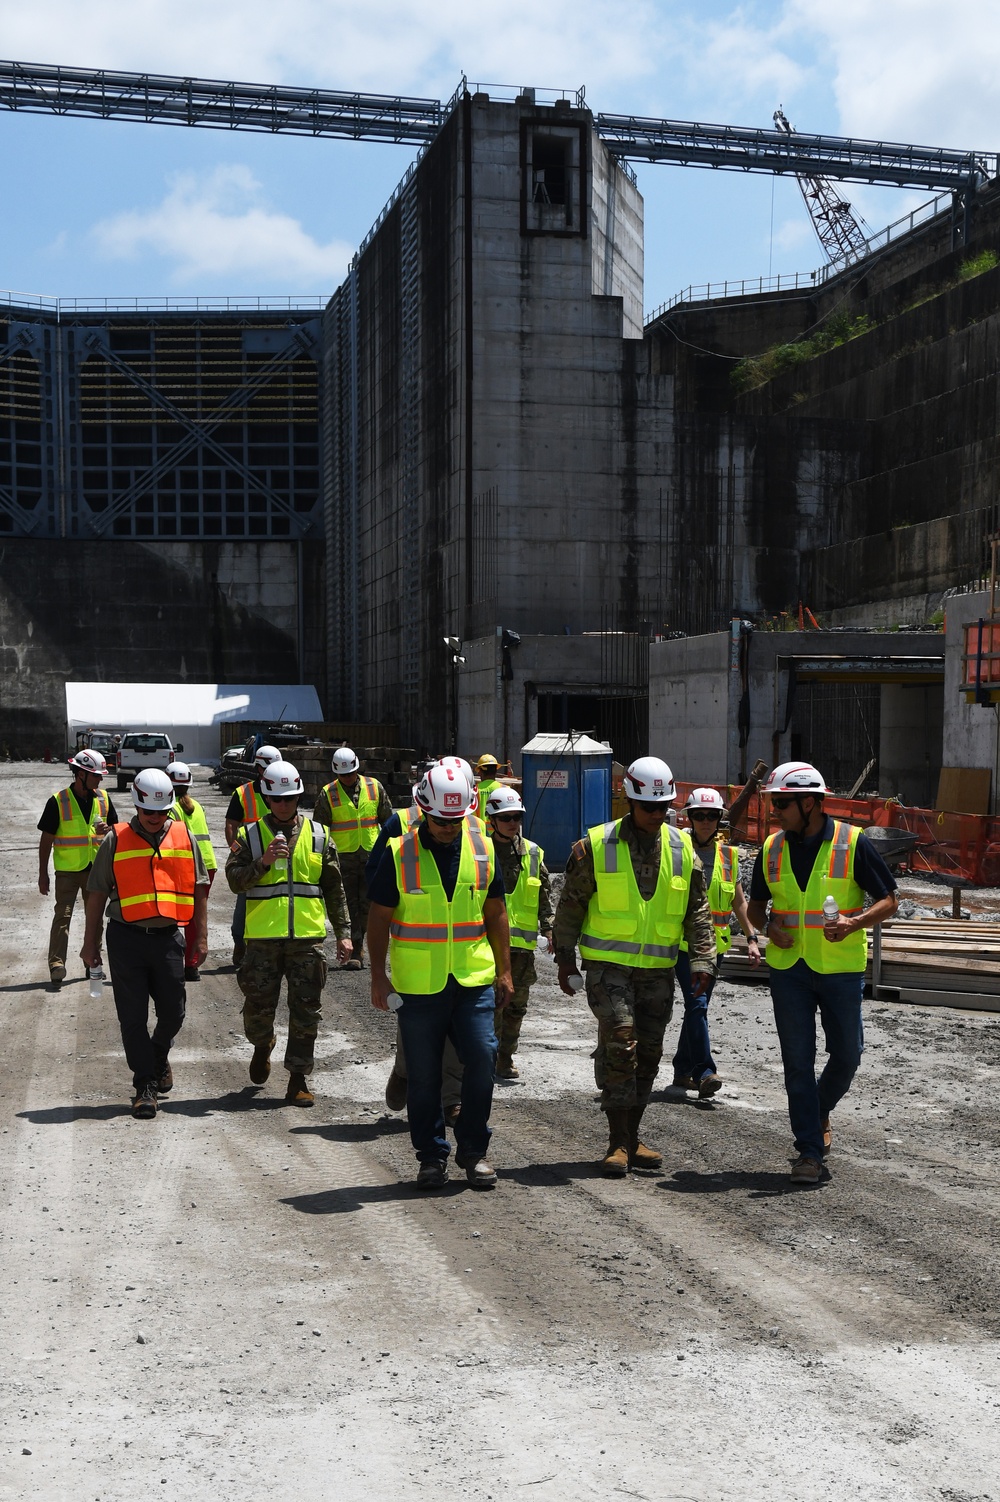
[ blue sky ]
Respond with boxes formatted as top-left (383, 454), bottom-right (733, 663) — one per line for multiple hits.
top-left (0, 0), bottom-right (997, 311)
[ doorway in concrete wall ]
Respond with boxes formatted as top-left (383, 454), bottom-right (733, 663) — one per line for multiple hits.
top-left (535, 692), bottom-right (648, 768)
top-left (790, 681), bottom-right (881, 795)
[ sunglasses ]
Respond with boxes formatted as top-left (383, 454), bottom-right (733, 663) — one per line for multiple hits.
top-left (689, 810), bottom-right (721, 821)
top-left (494, 813), bottom-right (523, 823)
top-left (269, 795), bottom-right (299, 804)
top-left (770, 796), bottom-right (797, 810)
top-left (426, 813), bottom-right (465, 826)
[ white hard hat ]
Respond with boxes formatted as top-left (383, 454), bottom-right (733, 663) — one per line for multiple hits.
top-left (415, 764), bottom-right (474, 818)
top-left (69, 749), bottom-right (107, 777)
top-left (253, 744), bottom-right (282, 772)
top-left (131, 767), bottom-right (175, 811)
top-left (486, 786), bottom-right (525, 819)
top-left (684, 786), bottom-right (725, 813)
top-left (624, 756), bottom-right (676, 804)
top-left (260, 760), bottom-right (304, 798)
top-left (437, 755), bottom-right (475, 785)
top-left (331, 746), bottom-right (360, 775)
top-left (764, 761), bottom-right (828, 796)
top-left (168, 760), bottom-right (192, 786)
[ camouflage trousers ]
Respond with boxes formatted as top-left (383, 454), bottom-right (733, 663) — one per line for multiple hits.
top-left (238, 938), bottom-right (328, 1075)
top-left (585, 961), bottom-right (675, 1111)
top-left (494, 948), bottom-right (536, 1058)
top-left (339, 850), bottom-right (370, 956)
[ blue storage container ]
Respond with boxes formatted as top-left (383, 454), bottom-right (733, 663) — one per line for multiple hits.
top-left (521, 732), bottom-right (613, 867)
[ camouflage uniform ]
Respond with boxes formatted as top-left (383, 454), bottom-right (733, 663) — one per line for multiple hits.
top-left (313, 777), bottom-right (393, 956)
top-left (553, 815), bottom-right (716, 1112)
top-left (226, 814), bottom-right (351, 1075)
top-left (491, 833), bottom-right (554, 1064)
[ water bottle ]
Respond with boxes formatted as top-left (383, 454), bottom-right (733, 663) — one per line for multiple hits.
top-left (272, 836), bottom-right (288, 877)
top-left (88, 965), bottom-right (104, 999)
top-left (387, 992), bottom-right (404, 1012)
top-left (566, 973), bottom-right (584, 993)
top-left (822, 894), bottom-right (840, 933)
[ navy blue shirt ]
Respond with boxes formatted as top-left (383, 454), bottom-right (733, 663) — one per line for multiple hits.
top-left (750, 814), bottom-right (898, 904)
top-left (367, 819), bottom-right (506, 908)
top-left (365, 809), bottom-right (403, 888)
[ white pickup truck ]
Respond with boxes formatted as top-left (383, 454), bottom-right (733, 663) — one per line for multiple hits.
top-left (115, 732), bottom-right (183, 791)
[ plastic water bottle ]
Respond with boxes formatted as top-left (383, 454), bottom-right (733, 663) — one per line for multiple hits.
top-left (387, 992), bottom-right (404, 1012)
top-left (88, 965), bottom-right (104, 999)
top-left (822, 894), bottom-right (840, 931)
top-left (567, 973), bottom-right (584, 993)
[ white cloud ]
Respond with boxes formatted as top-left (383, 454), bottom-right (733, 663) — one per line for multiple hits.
top-left (783, 0), bottom-right (1000, 149)
top-left (772, 214), bottom-right (813, 252)
top-left (89, 164), bottom-right (353, 286)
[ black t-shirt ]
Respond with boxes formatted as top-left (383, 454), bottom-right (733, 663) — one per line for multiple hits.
top-left (225, 781), bottom-right (261, 823)
top-left (750, 814), bottom-right (898, 904)
top-left (37, 787), bottom-right (119, 836)
top-left (368, 820), bottom-right (506, 907)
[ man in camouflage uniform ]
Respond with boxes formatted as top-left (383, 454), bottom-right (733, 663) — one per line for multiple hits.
top-left (484, 785), bottom-right (554, 1079)
top-left (313, 747), bottom-right (393, 970)
top-left (554, 755), bottom-right (716, 1176)
top-left (226, 758), bottom-right (352, 1106)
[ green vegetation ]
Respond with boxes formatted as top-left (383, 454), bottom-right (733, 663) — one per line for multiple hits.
top-left (732, 312), bottom-right (875, 393)
top-left (958, 249), bottom-right (999, 280)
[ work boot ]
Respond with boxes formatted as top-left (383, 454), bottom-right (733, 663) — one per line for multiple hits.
top-left (698, 1072), bottom-right (722, 1099)
top-left (384, 1068), bottom-right (407, 1112)
top-left (601, 1110), bottom-right (631, 1177)
top-left (249, 1036), bottom-right (276, 1085)
top-left (627, 1107), bottom-right (663, 1171)
top-left (495, 1053), bottom-right (519, 1080)
top-left (821, 1115), bottom-right (832, 1157)
top-left (154, 1059), bottom-right (174, 1094)
top-left (285, 1072), bottom-right (314, 1107)
top-left (131, 1082), bottom-right (158, 1120)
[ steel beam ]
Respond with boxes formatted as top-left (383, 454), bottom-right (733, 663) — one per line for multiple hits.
top-left (0, 58), bottom-right (441, 143)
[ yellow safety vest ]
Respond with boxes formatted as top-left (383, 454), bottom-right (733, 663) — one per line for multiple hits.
top-left (400, 804), bottom-right (423, 832)
top-left (762, 820), bottom-right (867, 973)
top-left (388, 822), bottom-right (496, 995)
top-left (475, 778), bottom-right (502, 819)
top-left (243, 819), bottom-right (328, 940)
top-left (579, 820), bottom-right (693, 971)
top-left (52, 786), bottom-right (110, 871)
top-left (706, 843), bottom-right (738, 954)
top-left (504, 839), bottom-right (545, 951)
top-left (323, 776), bottom-right (381, 853)
top-left (171, 798), bottom-right (218, 872)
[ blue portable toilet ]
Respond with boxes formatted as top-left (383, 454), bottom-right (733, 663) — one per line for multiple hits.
top-left (521, 732), bottom-right (613, 867)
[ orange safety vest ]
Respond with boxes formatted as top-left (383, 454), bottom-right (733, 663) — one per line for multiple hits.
top-left (236, 781), bottom-right (264, 824)
top-left (112, 820), bottom-right (197, 925)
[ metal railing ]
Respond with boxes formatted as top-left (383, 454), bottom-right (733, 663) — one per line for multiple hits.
top-left (0, 291), bottom-right (328, 314)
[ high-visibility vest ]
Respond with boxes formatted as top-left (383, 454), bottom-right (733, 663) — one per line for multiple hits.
top-left (322, 776), bottom-right (381, 853)
top-left (171, 798), bottom-right (218, 872)
top-left (112, 820), bottom-right (196, 925)
top-left (52, 786), bottom-right (110, 871)
top-left (579, 820), bottom-right (693, 970)
top-left (236, 781), bottom-right (264, 825)
top-left (504, 839), bottom-right (545, 951)
top-left (388, 821), bottom-right (496, 995)
top-left (762, 820), bottom-right (867, 974)
top-left (475, 778), bottom-right (502, 819)
top-left (706, 843), bottom-right (738, 954)
top-left (243, 819), bottom-right (329, 941)
top-left (400, 804), bottom-right (423, 832)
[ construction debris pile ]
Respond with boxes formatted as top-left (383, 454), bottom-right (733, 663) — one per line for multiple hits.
top-left (278, 745), bottom-right (419, 805)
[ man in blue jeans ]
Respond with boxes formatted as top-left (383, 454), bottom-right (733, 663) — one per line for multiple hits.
top-left (367, 764), bottom-right (513, 1191)
top-left (747, 761), bottom-right (897, 1186)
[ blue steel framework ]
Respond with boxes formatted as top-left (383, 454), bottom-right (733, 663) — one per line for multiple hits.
top-left (0, 305), bottom-right (322, 539)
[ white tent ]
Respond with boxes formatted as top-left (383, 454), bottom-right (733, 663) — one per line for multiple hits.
top-left (65, 683), bottom-right (323, 763)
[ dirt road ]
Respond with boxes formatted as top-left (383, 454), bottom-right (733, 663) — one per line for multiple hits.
top-left (2, 763), bottom-right (998, 1501)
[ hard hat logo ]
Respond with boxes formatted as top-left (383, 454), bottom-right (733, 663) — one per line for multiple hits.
top-left (444, 791), bottom-right (463, 809)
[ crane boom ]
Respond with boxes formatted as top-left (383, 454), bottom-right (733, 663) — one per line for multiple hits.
top-left (773, 109), bottom-right (871, 267)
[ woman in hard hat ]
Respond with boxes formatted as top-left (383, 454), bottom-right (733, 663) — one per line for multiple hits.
top-left (168, 761), bottom-right (218, 981)
top-left (673, 786), bottom-right (761, 1098)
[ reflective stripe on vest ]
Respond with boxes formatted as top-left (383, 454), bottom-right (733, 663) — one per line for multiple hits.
top-left (579, 820), bottom-right (692, 970)
top-left (706, 843), bottom-right (738, 955)
top-left (237, 782), bottom-right (263, 825)
top-left (171, 798), bottom-right (218, 872)
top-left (323, 776), bottom-right (381, 853)
top-left (388, 824), bottom-right (496, 994)
top-left (244, 819), bottom-right (328, 940)
top-left (52, 786), bottom-right (109, 871)
top-left (506, 839), bottom-right (545, 950)
top-left (762, 821), bottom-right (867, 973)
top-left (112, 820), bottom-right (196, 924)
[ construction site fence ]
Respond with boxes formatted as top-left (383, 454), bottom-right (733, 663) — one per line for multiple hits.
top-left (672, 782), bottom-right (1000, 889)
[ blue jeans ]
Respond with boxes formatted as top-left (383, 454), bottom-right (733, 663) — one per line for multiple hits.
top-left (769, 960), bottom-right (864, 1163)
top-left (671, 949), bottom-right (718, 1081)
top-left (396, 977), bottom-right (498, 1164)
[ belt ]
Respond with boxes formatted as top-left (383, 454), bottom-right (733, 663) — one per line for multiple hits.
top-left (113, 920), bottom-right (179, 934)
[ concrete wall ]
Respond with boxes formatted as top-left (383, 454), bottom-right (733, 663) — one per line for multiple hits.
top-left (0, 538), bottom-right (323, 755)
top-left (943, 590), bottom-right (1000, 802)
top-left (879, 682), bottom-right (943, 806)
top-left (648, 632), bottom-right (730, 784)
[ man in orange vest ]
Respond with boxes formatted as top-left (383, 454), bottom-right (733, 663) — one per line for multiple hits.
top-left (37, 749), bottom-right (119, 988)
top-left (82, 769), bottom-right (210, 1120)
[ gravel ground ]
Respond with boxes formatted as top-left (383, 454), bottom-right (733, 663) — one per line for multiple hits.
top-left (2, 763), bottom-right (999, 1501)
